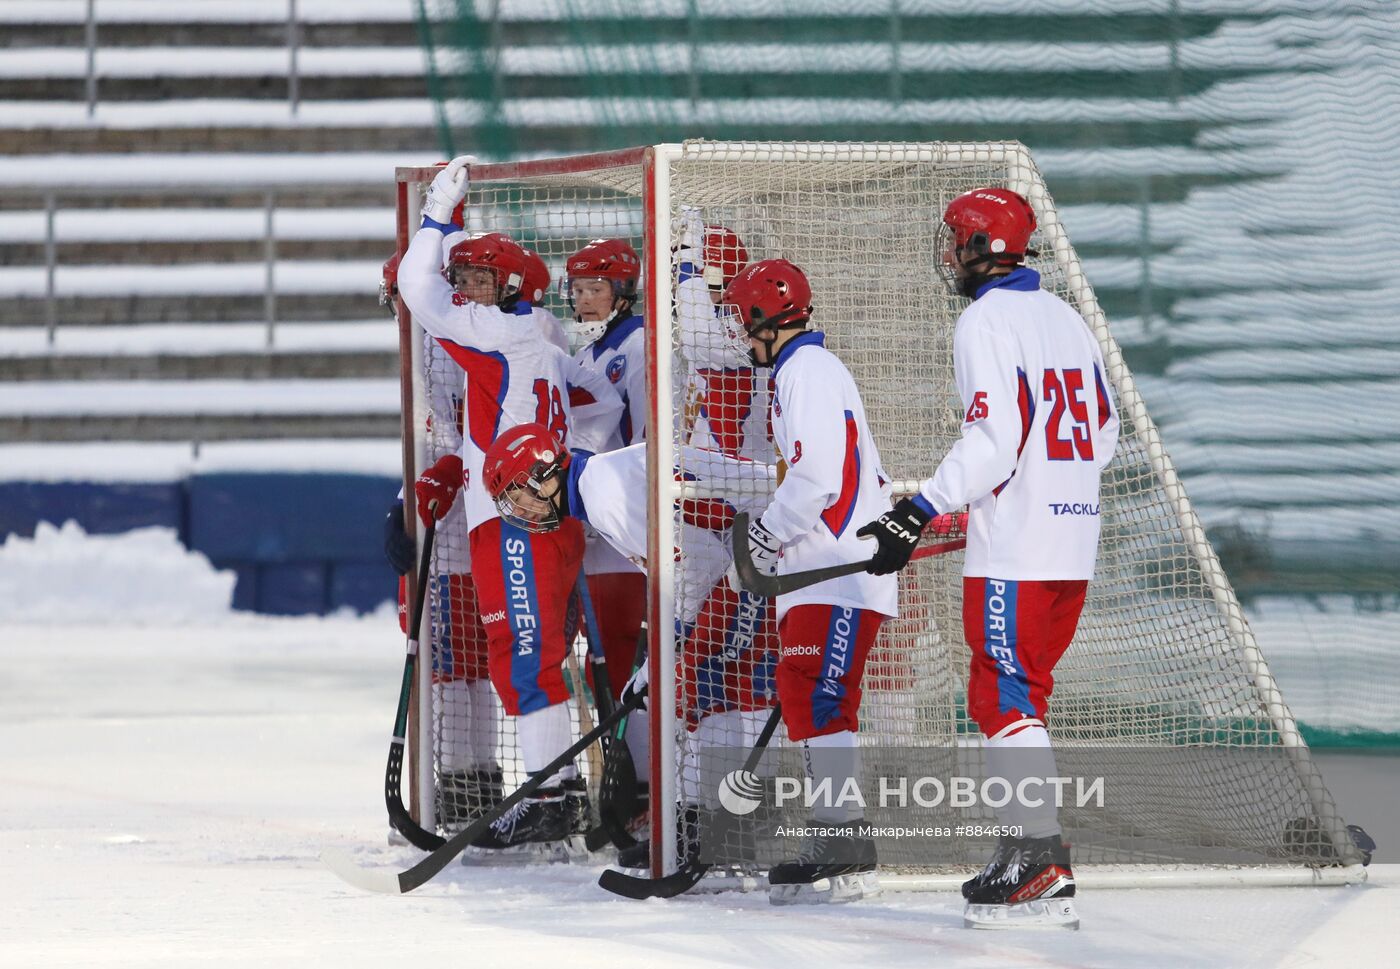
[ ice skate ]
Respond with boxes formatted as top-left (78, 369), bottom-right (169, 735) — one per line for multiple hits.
top-left (562, 776), bottom-right (592, 836)
top-left (439, 767), bottom-right (504, 834)
top-left (616, 803), bottom-right (700, 870)
top-left (462, 788), bottom-right (583, 865)
top-left (767, 820), bottom-right (879, 906)
top-left (963, 835), bottom-right (1078, 930)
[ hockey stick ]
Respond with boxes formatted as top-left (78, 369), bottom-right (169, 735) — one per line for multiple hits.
top-left (584, 622), bottom-right (648, 851)
top-left (384, 517), bottom-right (446, 852)
top-left (324, 689), bottom-right (646, 895)
top-left (597, 703), bottom-right (783, 900)
top-left (730, 511), bottom-right (968, 598)
top-left (575, 578), bottom-right (647, 852)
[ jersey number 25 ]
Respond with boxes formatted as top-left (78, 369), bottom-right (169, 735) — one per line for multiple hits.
top-left (1042, 368), bottom-right (1094, 461)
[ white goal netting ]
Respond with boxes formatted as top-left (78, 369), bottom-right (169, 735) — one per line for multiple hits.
top-left (397, 141), bottom-right (1361, 879)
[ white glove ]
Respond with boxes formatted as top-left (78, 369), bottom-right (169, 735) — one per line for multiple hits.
top-left (421, 154), bottom-right (474, 225)
top-left (620, 657), bottom-right (649, 712)
top-left (726, 517), bottom-right (780, 593)
top-left (679, 205), bottom-right (706, 251)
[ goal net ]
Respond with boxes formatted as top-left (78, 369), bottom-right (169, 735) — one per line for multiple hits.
top-left (394, 141), bottom-right (1363, 885)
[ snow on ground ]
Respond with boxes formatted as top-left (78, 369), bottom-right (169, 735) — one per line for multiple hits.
top-left (0, 521), bottom-right (233, 622)
top-left (1, 530), bottom-right (1398, 969)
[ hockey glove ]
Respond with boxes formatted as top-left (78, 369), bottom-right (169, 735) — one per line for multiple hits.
top-left (383, 498), bottom-right (415, 576)
top-left (421, 155), bottom-right (474, 225)
top-left (414, 453), bottom-right (464, 527)
top-left (726, 516), bottom-right (780, 593)
top-left (620, 657), bottom-right (649, 712)
top-left (857, 495), bottom-right (935, 575)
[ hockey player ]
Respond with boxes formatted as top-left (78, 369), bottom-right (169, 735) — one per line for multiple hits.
top-left (563, 239), bottom-right (649, 701)
top-left (379, 250), bottom-right (500, 834)
top-left (674, 216), bottom-right (762, 459)
top-left (480, 423), bottom-right (779, 876)
top-left (397, 157), bottom-right (624, 861)
top-left (723, 258), bottom-right (898, 905)
top-left (858, 187), bottom-right (1119, 929)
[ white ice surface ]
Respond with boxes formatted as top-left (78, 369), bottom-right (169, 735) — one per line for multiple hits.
top-left (0, 526), bottom-right (1394, 967)
top-left (2, 609), bottom-right (1396, 969)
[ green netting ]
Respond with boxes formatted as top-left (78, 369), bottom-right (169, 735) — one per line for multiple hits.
top-left (412, 1), bottom-right (1400, 747)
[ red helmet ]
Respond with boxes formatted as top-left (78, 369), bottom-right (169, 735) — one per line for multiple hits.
top-left (482, 422), bottom-right (571, 533)
top-left (940, 187), bottom-right (1037, 267)
top-left (565, 238), bottom-right (640, 299)
top-left (702, 225), bottom-right (748, 288)
top-left (379, 251), bottom-right (400, 317)
top-left (521, 248), bottom-right (550, 305)
top-left (447, 231), bottom-right (528, 308)
top-left (722, 258), bottom-right (812, 336)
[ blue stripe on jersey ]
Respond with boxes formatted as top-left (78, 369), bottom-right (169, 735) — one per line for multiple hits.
top-left (676, 261), bottom-right (700, 285)
top-left (563, 450), bottom-right (594, 525)
top-left (591, 314), bottom-right (644, 358)
top-left (975, 267), bottom-right (1041, 299)
top-left (811, 605), bottom-right (857, 731)
top-left (499, 520), bottom-right (548, 715)
top-left (984, 579), bottom-right (1033, 717)
top-left (770, 330), bottom-right (826, 379)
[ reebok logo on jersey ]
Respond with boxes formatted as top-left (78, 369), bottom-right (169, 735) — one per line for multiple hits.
top-left (781, 644), bottom-right (823, 658)
top-left (480, 609), bottom-right (506, 625)
top-left (1048, 502), bottom-right (1100, 516)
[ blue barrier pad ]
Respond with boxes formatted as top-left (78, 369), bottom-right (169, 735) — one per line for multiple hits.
top-left (188, 473), bottom-right (398, 562)
top-left (0, 481), bottom-right (185, 539)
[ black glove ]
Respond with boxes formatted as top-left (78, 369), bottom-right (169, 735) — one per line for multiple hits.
top-left (383, 499), bottom-right (415, 576)
top-left (857, 495), bottom-right (935, 575)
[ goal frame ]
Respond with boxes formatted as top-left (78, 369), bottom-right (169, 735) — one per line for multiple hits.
top-left (393, 143), bottom-right (1365, 889)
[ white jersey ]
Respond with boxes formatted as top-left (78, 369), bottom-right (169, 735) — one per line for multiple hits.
top-left (917, 268), bottom-right (1120, 581)
top-left (573, 313), bottom-right (649, 575)
top-left (676, 253), bottom-right (773, 462)
top-left (565, 442), bottom-right (776, 624)
top-left (423, 331), bottom-right (473, 573)
top-left (761, 332), bottom-right (898, 621)
top-left (399, 224), bottom-right (624, 533)
top-left (531, 305), bottom-right (570, 354)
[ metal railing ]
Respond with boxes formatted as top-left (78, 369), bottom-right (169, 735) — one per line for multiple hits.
top-left (82, 0), bottom-right (304, 117)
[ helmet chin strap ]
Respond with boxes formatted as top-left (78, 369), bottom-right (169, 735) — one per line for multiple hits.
top-left (748, 319), bottom-right (806, 368)
top-left (955, 249), bottom-right (1015, 298)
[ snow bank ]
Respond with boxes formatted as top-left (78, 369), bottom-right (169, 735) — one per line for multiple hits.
top-left (0, 521), bottom-right (236, 623)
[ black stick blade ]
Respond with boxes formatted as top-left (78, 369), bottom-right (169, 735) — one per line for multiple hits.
top-left (598, 864), bottom-right (709, 900)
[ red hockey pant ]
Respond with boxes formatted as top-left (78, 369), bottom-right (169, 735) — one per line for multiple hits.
top-left (469, 516), bottom-right (584, 716)
top-left (776, 604), bottom-right (884, 742)
top-left (584, 571), bottom-right (647, 698)
top-left (962, 576), bottom-right (1088, 737)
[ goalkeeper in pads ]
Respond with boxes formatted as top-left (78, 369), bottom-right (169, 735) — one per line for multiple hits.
top-left (858, 187), bottom-right (1119, 930)
top-left (725, 258), bottom-right (899, 906)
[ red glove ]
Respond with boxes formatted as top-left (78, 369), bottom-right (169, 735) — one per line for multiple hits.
top-left (415, 454), bottom-right (463, 526)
